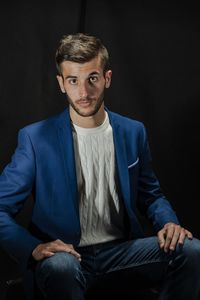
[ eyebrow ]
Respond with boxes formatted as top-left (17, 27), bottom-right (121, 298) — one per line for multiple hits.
top-left (88, 71), bottom-right (100, 76)
top-left (65, 75), bottom-right (77, 79)
top-left (65, 71), bottom-right (100, 80)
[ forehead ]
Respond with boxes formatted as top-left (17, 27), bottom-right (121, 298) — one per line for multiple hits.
top-left (60, 56), bottom-right (103, 76)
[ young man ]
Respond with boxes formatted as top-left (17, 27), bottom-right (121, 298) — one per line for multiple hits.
top-left (0, 33), bottom-right (200, 300)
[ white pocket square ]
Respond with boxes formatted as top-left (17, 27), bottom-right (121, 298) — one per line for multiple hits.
top-left (128, 157), bottom-right (139, 169)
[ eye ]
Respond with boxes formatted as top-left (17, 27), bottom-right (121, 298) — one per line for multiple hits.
top-left (89, 76), bottom-right (98, 84)
top-left (68, 78), bottom-right (77, 85)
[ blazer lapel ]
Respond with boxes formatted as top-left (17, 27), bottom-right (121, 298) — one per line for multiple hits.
top-left (107, 110), bottom-right (131, 208)
top-left (56, 109), bottom-right (79, 212)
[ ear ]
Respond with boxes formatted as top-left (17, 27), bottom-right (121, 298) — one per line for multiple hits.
top-left (105, 70), bottom-right (112, 88)
top-left (56, 75), bottom-right (66, 93)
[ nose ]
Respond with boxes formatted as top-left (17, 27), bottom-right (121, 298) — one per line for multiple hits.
top-left (78, 82), bottom-right (88, 99)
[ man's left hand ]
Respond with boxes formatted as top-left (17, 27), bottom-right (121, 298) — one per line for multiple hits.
top-left (157, 222), bottom-right (193, 253)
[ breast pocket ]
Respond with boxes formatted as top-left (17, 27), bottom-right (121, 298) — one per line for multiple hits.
top-left (128, 157), bottom-right (139, 170)
top-left (128, 157), bottom-right (139, 199)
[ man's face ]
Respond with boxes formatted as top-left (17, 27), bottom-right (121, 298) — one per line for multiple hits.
top-left (57, 55), bottom-right (112, 118)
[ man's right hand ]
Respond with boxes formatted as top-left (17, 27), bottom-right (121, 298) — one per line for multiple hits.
top-left (32, 239), bottom-right (81, 261)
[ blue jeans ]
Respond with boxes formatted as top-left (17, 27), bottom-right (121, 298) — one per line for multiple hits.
top-left (35, 237), bottom-right (200, 299)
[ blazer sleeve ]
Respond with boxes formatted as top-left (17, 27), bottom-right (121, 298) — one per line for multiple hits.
top-left (0, 128), bottom-right (42, 269)
top-left (137, 123), bottom-right (180, 232)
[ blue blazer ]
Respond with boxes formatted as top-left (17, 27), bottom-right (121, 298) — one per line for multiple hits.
top-left (0, 108), bottom-right (179, 270)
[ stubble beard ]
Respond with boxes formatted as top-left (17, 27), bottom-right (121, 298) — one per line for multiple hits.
top-left (67, 89), bottom-right (105, 118)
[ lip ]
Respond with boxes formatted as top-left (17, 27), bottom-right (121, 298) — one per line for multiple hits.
top-left (77, 100), bottom-right (92, 108)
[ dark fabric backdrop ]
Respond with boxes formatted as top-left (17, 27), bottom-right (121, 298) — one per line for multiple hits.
top-left (0, 0), bottom-right (199, 281)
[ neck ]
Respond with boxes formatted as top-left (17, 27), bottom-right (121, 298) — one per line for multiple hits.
top-left (69, 104), bottom-right (106, 128)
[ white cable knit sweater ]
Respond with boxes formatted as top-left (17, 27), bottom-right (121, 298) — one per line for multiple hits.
top-left (72, 112), bottom-right (125, 246)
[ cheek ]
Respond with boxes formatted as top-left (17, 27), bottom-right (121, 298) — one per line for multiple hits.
top-left (92, 83), bottom-right (105, 95)
top-left (64, 86), bottom-right (78, 99)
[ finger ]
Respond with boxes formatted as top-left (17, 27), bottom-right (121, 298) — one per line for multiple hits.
top-left (47, 240), bottom-right (71, 252)
top-left (42, 251), bottom-right (55, 258)
top-left (67, 249), bottom-right (81, 261)
top-left (47, 244), bottom-right (74, 254)
top-left (178, 229), bottom-right (193, 245)
top-left (185, 230), bottom-right (193, 240)
top-left (34, 250), bottom-right (55, 261)
top-left (51, 240), bottom-right (75, 251)
top-left (157, 230), bottom-right (166, 249)
top-left (164, 226), bottom-right (175, 253)
top-left (169, 226), bottom-right (181, 251)
top-left (178, 228), bottom-right (186, 245)
top-left (47, 243), bottom-right (81, 261)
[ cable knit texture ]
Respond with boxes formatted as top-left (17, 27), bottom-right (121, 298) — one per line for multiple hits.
top-left (72, 112), bottom-right (125, 246)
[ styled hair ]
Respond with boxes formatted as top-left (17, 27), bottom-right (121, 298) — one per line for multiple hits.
top-left (55, 33), bottom-right (110, 75)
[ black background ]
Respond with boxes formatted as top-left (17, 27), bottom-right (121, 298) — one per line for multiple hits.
top-left (0, 0), bottom-right (200, 281)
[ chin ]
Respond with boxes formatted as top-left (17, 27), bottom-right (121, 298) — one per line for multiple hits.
top-left (76, 106), bottom-right (99, 117)
top-left (79, 111), bottom-right (96, 117)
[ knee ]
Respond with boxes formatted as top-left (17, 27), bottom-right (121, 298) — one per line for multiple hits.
top-left (182, 237), bottom-right (200, 258)
top-left (35, 252), bottom-right (86, 297)
top-left (37, 251), bottom-right (81, 279)
top-left (176, 237), bottom-right (200, 272)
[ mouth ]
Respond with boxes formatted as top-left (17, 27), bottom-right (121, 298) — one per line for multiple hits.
top-left (77, 99), bottom-right (93, 108)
